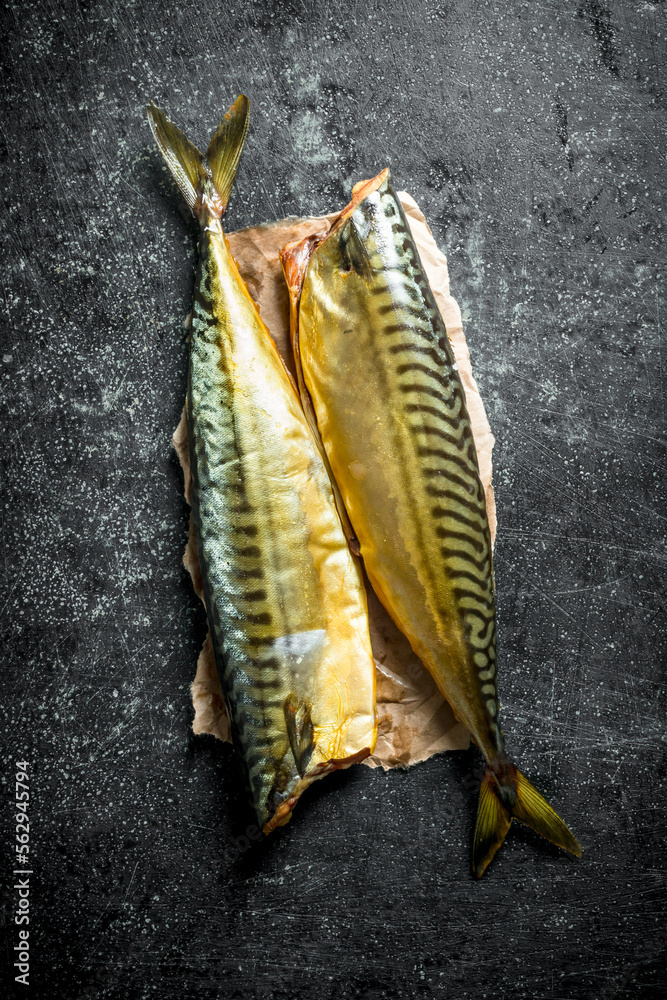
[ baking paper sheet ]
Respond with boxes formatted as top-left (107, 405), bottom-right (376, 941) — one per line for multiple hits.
top-left (174, 192), bottom-right (497, 769)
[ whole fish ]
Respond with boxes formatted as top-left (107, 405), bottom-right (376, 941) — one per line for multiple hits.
top-left (148, 98), bottom-right (376, 833)
top-left (281, 170), bottom-right (581, 875)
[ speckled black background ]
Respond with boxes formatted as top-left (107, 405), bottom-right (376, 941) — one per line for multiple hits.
top-left (1, 1), bottom-right (666, 998)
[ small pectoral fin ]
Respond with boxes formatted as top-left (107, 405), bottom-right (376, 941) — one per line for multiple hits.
top-left (339, 217), bottom-right (373, 281)
top-left (284, 697), bottom-right (315, 777)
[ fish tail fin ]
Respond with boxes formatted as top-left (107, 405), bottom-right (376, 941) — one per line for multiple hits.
top-left (473, 762), bottom-right (581, 878)
top-left (147, 95), bottom-right (249, 219)
top-left (147, 102), bottom-right (206, 214)
top-left (204, 95), bottom-right (249, 211)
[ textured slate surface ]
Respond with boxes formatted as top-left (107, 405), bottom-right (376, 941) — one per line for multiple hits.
top-left (1, 1), bottom-right (665, 997)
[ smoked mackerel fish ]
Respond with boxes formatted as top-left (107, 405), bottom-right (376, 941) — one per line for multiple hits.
top-left (281, 170), bottom-right (580, 876)
top-left (148, 98), bottom-right (376, 833)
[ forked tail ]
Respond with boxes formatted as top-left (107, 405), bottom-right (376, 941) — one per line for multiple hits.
top-left (146, 95), bottom-right (249, 221)
top-left (474, 761), bottom-right (581, 878)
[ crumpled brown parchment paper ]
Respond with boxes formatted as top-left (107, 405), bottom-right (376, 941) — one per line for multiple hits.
top-left (173, 192), bottom-right (497, 770)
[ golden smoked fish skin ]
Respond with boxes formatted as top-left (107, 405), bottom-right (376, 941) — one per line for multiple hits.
top-left (148, 99), bottom-right (376, 833)
top-left (282, 171), bottom-right (580, 875)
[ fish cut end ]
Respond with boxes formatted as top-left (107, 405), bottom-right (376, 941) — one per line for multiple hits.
top-left (327, 167), bottom-right (390, 241)
top-left (262, 745), bottom-right (372, 836)
top-left (472, 762), bottom-right (581, 878)
top-left (351, 167), bottom-right (390, 201)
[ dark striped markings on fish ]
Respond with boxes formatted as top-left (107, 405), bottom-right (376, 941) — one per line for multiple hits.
top-left (147, 97), bottom-right (377, 835)
top-left (281, 168), bottom-right (580, 877)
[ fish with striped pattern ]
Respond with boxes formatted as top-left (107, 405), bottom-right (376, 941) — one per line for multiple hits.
top-left (147, 97), bottom-right (377, 833)
top-left (281, 169), bottom-right (581, 876)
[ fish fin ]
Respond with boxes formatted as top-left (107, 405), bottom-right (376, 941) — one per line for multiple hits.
top-left (284, 697), bottom-right (315, 778)
top-left (473, 763), bottom-right (581, 878)
top-left (512, 767), bottom-right (582, 858)
top-left (147, 102), bottom-right (205, 213)
top-left (147, 95), bottom-right (249, 218)
top-left (473, 767), bottom-right (512, 878)
top-left (204, 95), bottom-right (250, 213)
top-left (339, 217), bottom-right (374, 281)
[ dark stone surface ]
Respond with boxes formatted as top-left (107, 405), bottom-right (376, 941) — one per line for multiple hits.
top-left (1, 1), bottom-right (665, 997)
